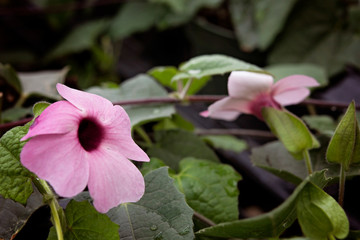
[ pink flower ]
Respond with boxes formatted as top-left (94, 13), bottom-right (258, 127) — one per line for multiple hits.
top-left (201, 71), bottom-right (319, 120)
top-left (20, 84), bottom-right (150, 213)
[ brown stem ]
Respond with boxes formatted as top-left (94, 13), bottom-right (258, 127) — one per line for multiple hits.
top-left (1, 96), bottom-right (358, 132)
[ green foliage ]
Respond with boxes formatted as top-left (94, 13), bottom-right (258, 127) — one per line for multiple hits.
top-left (297, 183), bottom-right (349, 239)
top-left (268, 0), bottom-right (359, 76)
top-left (172, 54), bottom-right (264, 81)
top-left (1, 107), bottom-right (32, 123)
top-left (326, 101), bottom-right (360, 170)
top-left (107, 167), bottom-right (194, 240)
top-left (153, 114), bottom-right (195, 132)
top-left (149, 66), bottom-right (210, 95)
top-left (0, 124), bottom-right (34, 204)
top-left (196, 170), bottom-right (330, 239)
top-left (18, 67), bottom-right (69, 99)
top-left (32, 102), bottom-right (51, 118)
top-left (48, 200), bottom-right (119, 240)
top-left (87, 74), bottom-right (175, 127)
top-left (110, 2), bottom-right (166, 40)
top-left (265, 63), bottom-right (328, 87)
top-left (201, 135), bottom-right (247, 153)
top-left (302, 115), bottom-right (337, 137)
top-left (0, 63), bottom-right (22, 93)
top-left (173, 158), bottom-right (241, 224)
top-left (48, 19), bottom-right (110, 59)
top-left (229, 0), bottom-right (297, 51)
top-left (252, 140), bottom-right (360, 184)
top-left (262, 108), bottom-right (319, 159)
top-left (147, 129), bottom-right (219, 170)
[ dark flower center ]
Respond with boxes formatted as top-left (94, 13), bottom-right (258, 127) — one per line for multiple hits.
top-left (77, 118), bottom-right (104, 152)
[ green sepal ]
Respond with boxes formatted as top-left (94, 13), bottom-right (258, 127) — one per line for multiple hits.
top-left (326, 101), bottom-right (360, 171)
top-left (262, 107), bottom-right (319, 159)
top-left (297, 183), bottom-right (349, 240)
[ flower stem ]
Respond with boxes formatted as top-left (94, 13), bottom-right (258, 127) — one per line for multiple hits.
top-left (303, 150), bottom-right (313, 175)
top-left (134, 126), bottom-right (153, 147)
top-left (338, 164), bottom-right (346, 207)
top-left (34, 178), bottom-right (65, 240)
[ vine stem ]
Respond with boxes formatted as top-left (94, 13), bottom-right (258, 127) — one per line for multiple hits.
top-left (338, 164), bottom-right (346, 207)
top-left (303, 150), bottom-right (313, 175)
top-left (179, 78), bottom-right (193, 100)
top-left (33, 178), bottom-right (65, 240)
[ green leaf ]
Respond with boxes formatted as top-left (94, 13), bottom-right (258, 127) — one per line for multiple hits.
top-left (110, 2), bottom-right (166, 40)
top-left (228, 0), bottom-right (258, 52)
top-left (48, 19), bottom-right (109, 59)
top-left (252, 139), bottom-right (360, 185)
top-left (268, 0), bottom-right (358, 76)
top-left (147, 129), bottom-right (219, 170)
top-left (18, 66), bottom-right (69, 99)
top-left (255, 0), bottom-right (298, 50)
top-left (172, 54), bottom-right (264, 81)
top-left (251, 141), bottom-right (307, 185)
top-left (297, 183), bottom-right (349, 239)
top-left (107, 167), bottom-right (194, 240)
top-left (2, 107), bottom-right (32, 123)
top-left (0, 63), bottom-right (22, 93)
top-left (0, 124), bottom-right (34, 204)
top-left (0, 190), bottom-right (43, 240)
top-left (326, 101), bottom-right (360, 170)
top-left (262, 108), bottom-right (319, 158)
top-left (265, 63), bottom-right (328, 87)
top-left (153, 114), bottom-right (195, 132)
top-left (173, 158), bottom-right (241, 224)
top-left (32, 101), bottom-right (50, 118)
top-left (196, 171), bottom-right (330, 239)
top-left (157, 0), bottom-right (223, 29)
top-left (48, 200), bottom-right (119, 240)
top-left (141, 157), bottom-right (168, 176)
top-left (302, 115), bottom-right (337, 137)
top-left (149, 66), bottom-right (210, 95)
top-left (87, 74), bottom-right (175, 127)
top-left (201, 135), bottom-right (247, 153)
top-left (150, 0), bottom-right (185, 13)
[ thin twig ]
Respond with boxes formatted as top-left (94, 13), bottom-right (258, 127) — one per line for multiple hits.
top-left (193, 211), bottom-right (216, 226)
top-left (195, 128), bottom-right (274, 138)
top-left (1, 96), bottom-right (358, 132)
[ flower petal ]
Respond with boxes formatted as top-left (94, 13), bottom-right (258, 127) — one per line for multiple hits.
top-left (102, 105), bottom-right (149, 162)
top-left (20, 132), bottom-right (89, 197)
top-left (56, 83), bottom-right (114, 117)
top-left (87, 150), bottom-right (145, 213)
top-left (206, 96), bottom-right (252, 120)
top-left (273, 88), bottom-right (311, 106)
top-left (228, 71), bottom-right (273, 99)
top-left (22, 101), bottom-right (81, 141)
top-left (271, 75), bottom-right (319, 105)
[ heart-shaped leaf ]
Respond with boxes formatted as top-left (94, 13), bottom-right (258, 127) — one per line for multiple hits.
top-left (107, 167), bottom-right (195, 240)
top-left (172, 158), bottom-right (242, 224)
top-left (0, 124), bottom-right (34, 205)
top-left (147, 129), bottom-right (219, 170)
top-left (47, 200), bottom-right (119, 240)
top-left (172, 54), bottom-right (264, 81)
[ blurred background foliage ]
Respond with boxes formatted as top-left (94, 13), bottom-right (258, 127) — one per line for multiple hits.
top-left (0, 0), bottom-right (359, 122)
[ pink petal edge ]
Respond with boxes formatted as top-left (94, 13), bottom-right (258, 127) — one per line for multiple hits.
top-left (87, 150), bottom-right (146, 213)
top-left (20, 133), bottom-right (89, 197)
top-left (22, 101), bottom-right (81, 141)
